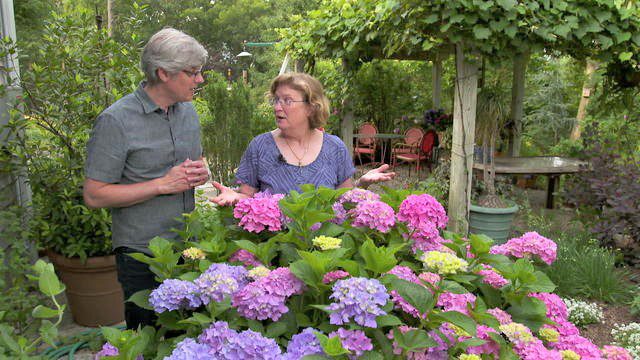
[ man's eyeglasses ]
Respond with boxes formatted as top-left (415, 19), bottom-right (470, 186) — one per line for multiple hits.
top-left (182, 69), bottom-right (203, 78)
top-left (269, 97), bottom-right (307, 107)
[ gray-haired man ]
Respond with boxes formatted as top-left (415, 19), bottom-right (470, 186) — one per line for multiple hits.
top-left (83, 28), bottom-right (209, 329)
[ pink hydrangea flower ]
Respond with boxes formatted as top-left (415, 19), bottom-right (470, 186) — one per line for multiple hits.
top-left (543, 320), bottom-right (580, 337)
top-left (601, 345), bottom-right (633, 360)
top-left (349, 200), bottom-right (396, 232)
top-left (487, 308), bottom-right (513, 325)
top-left (233, 192), bottom-right (285, 233)
top-left (332, 188), bottom-right (380, 224)
top-left (513, 339), bottom-right (563, 360)
top-left (387, 325), bottom-right (448, 360)
top-left (322, 270), bottom-right (350, 284)
top-left (418, 272), bottom-right (441, 285)
top-left (490, 232), bottom-right (557, 265)
top-left (408, 223), bottom-right (449, 254)
top-left (477, 264), bottom-right (509, 288)
top-left (528, 293), bottom-right (568, 322)
top-left (228, 249), bottom-right (262, 267)
top-left (551, 334), bottom-right (602, 359)
top-left (397, 194), bottom-right (448, 230)
top-left (437, 291), bottom-right (476, 315)
top-left (464, 325), bottom-right (500, 357)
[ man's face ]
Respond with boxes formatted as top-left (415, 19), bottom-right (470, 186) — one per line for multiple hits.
top-left (167, 67), bottom-right (204, 103)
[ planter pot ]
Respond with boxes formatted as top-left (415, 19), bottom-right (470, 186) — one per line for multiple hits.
top-left (47, 251), bottom-right (124, 327)
top-left (469, 202), bottom-right (519, 244)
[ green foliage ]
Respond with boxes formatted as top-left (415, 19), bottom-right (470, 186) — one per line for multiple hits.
top-left (1, 7), bottom-right (146, 259)
top-left (0, 260), bottom-right (65, 358)
top-left (0, 207), bottom-right (43, 335)
top-left (197, 73), bottom-right (272, 184)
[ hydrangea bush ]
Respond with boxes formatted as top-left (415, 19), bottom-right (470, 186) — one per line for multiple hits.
top-left (99, 186), bottom-right (633, 359)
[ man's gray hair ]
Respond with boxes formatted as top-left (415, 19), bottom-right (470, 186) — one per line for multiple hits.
top-left (141, 28), bottom-right (208, 85)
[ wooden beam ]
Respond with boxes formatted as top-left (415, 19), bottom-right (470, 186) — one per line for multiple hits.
top-left (432, 57), bottom-right (443, 109)
top-left (340, 59), bottom-right (354, 156)
top-left (508, 51), bottom-right (529, 157)
top-left (448, 43), bottom-right (478, 234)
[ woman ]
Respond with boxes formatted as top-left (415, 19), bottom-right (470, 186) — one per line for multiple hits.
top-left (211, 73), bottom-right (394, 206)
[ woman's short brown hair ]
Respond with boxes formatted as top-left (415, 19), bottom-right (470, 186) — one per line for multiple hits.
top-left (269, 73), bottom-right (330, 129)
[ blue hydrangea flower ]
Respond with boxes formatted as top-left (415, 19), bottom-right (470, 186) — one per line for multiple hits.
top-left (198, 321), bottom-right (237, 354)
top-left (283, 328), bottom-right (324, 360)
top-left (330, 328), bottom-right (373, 359)
top-left (164, 338), bottom-right (213, 360)
top-left (219, 329), bottom-right (282, 360)
top-left (194, 263), bottom-right (249, 304)
top-left (328, 277), bottom-right (389, 328)
top-left (149, 279), bottom-right (202, 313)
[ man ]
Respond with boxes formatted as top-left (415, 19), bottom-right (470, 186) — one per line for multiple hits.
top-left (83, 28), bottom-right (209, 329)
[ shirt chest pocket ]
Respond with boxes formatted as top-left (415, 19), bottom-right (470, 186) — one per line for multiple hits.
top-left (127, 136), bottom-right (176, 178)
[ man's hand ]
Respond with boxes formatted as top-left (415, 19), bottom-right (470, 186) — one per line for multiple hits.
top-left (157, 159), bottom-right (209, 195)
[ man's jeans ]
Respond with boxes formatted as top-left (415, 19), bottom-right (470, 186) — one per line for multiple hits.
top-left (115, 247), bottom-right (159, 330)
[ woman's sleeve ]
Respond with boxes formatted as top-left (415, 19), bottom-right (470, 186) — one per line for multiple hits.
top-left (335, 138), bottom-right (356, 185)
top-left (235, 137), bottom-right (261, 188)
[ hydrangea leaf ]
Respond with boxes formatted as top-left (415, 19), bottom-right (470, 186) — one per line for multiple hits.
top-left (127, 289), bottom-right (153, 310)
top-left (359, 239), bottom-right (398, 274)
top-left (375, 314), bottom-right (403, 328)
top-left (393, 329), bottom-right (437, 352)
top-left (431, 311), bottom-right (477, 336)
top-left (381, 275), bottom-right (434, 315)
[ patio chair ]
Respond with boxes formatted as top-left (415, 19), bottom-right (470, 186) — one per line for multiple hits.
top-left (354, 122), bottom-right (377, 164)
top-left (390, 127), bottom-right (424, 164)
top-left (392, 129), bottom-right (438, 176)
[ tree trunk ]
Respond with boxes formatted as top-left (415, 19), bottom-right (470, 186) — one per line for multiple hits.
top-left (571, 60), bottom-right (598, 140)
top-left (448, 43), bottom-right (478, 234)
top-left (508, 51), bottom-right (529, 157)
top-left (432, 58), bottom-right (442, 109)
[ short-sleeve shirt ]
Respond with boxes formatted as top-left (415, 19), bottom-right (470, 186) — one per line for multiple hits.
top-left (235, 132), bottom-right (355, 194)
top-left (85, 83), bottom-right (202, 254)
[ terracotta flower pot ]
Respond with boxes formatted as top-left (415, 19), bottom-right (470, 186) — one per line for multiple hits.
top-left (47, 251), bottom-right (124, 327)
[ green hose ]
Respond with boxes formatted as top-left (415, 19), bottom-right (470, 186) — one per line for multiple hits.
top-left (41, 325), bottom-right (125, 359)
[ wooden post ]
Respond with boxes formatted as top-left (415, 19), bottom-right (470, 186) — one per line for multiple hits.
top-left (571, 60), bottom-right (598, 140)
top-left (341, 58), bottom-right (354, 156)
top-left (448, 43), bottom-right (478, 234)
top-left (107, 0), bottom-right (113, 37)
top-left (432, 58), bottom-right (442, 109)
top-left (508, 51), bottom-right (529, 157)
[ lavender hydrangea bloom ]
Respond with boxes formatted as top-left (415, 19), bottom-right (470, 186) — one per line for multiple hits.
top-left (194, 263), bottom-right (249, 304)
top-left (232, 267), bottom-right (305, 321)
top-left (328, 277), bottom-right (389, 328)
top-left (350, 200), bottom-right (396, 233)
top-left (94, 343), bottom-right (119, 359)
top-left (198, 321), bottom-right (238, 354)
top-left (165, 338), bottom-right (214, 360)
top-left (330, 328), bottom-right (373, 359)
top-left (219, 329), bottom-right (282, 360)
top-left (283, 328), bottom-right (324, 360)
top-left (332, 188), bottom-right (380, 224)
top-left (149, 279), bottom-right (202, 313)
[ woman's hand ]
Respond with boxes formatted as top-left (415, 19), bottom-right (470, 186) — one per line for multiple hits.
top-left (357, 164), bottom-right (396, 188)
top-left (209, 181), bottom-right (252, 206)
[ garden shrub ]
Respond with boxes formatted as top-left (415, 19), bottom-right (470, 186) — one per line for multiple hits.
top-left (565, 120), bottom-right (640, 267)
top-left (94, 186), bottom-right (633, 359)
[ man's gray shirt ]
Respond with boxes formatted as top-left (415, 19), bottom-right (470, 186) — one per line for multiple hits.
top-left (85, 83), bottom-right (202, 254)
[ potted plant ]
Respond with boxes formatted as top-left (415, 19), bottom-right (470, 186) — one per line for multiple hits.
top-left (468, 86), bottom-right (518, 243)
top-left (0, 10), bottom-right (144, 326)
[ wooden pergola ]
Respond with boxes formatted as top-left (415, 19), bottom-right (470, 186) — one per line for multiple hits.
top-left (279, 1), bottom-right (640, 233)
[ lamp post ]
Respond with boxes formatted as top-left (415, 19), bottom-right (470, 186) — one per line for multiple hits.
top-left (236, 41), bottom-right (252, 85)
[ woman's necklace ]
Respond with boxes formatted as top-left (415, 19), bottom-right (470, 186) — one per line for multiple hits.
top-left (283, 133), bottom-right (310, 166)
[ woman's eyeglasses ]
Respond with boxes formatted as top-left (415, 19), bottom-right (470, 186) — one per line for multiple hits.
top-left (269, 97), bottom-right (307, 107)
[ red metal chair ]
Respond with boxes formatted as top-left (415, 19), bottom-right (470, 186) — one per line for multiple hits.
top-left (354, 122), bottom-right (377, 164)
top-left (392, 129), bottom-right (437, 176)
top-left (391, 127), bottom-right (424, 162)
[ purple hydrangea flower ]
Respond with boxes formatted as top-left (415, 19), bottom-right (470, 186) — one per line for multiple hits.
top-left (328, 277), bottom-right (389, 328)
top-left (94, 343), bottom-right (119, 359)
top-left (350, 200), bottom-right (396, 233)
top-left (228, 249), bottom-right (262, 267)
top-left (283, 328), bottom-right (324, 360)
top-left (198, 321), bottom-right (237, 354)
top-left (219, 329), bottom-right (282, 360)
top-left (332, 188), bottom-right (380, 224)
top-left (194, 263), bottom-right (249, 304)
top-left (232, 267), bottom-right (304, 321)
top-left (149, 279), bottom-right (202, 313)
top-left (397, 194), bottom-right (448, 230)
top-left (329, 328), bottom-right (373, 359)
top-left (165, 338), bottom-right (214, 360)
top-left (322, 270), bottom-right (350, 284)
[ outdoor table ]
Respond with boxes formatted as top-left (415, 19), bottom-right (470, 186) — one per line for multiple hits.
top-left (353, 133), bottom-right (404, 164)
top-left (472, 156), bottom-right (589, 209)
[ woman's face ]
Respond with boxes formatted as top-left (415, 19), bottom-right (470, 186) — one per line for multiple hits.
top-left (272, 85), bottom-right (311, 132)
